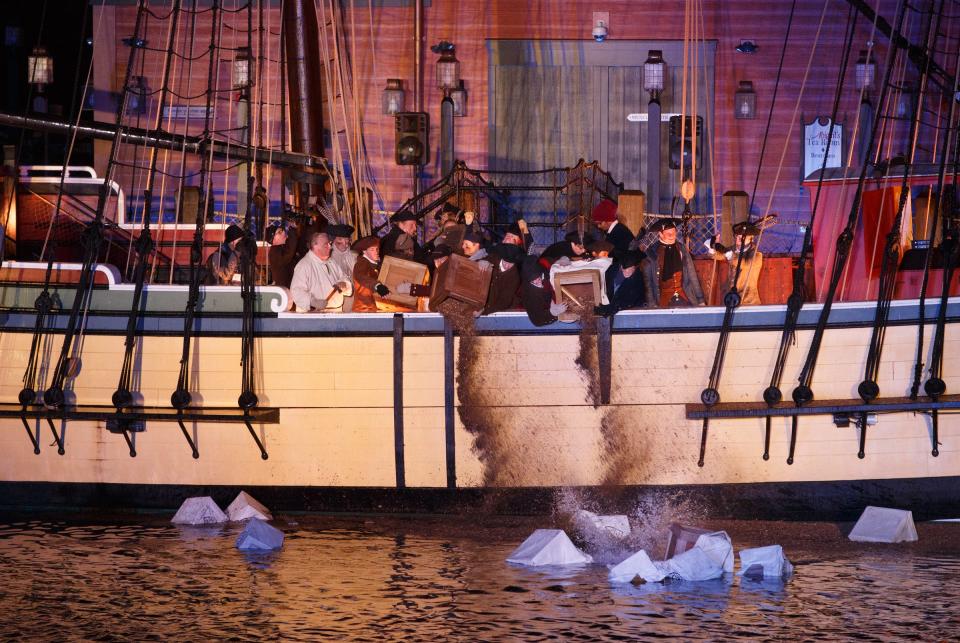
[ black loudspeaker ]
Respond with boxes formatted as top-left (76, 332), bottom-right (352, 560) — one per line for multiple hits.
top-left (668, 115), bottom-right (703, 170)
top-left (395, 111), bottom-right (429, 166)
top-left (177, 186), bottom-right (201, 224)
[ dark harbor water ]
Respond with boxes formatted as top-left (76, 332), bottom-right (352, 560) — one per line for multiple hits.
top-left (1, 507), bottom-right (959, 641)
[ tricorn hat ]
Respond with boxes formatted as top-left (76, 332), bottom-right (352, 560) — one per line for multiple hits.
top-left (618, 249), bottom-right (644, 268)
top-left (591, 198), bottom-right (618, 223)
top-left (352, 235), bottom-right (380, 252)
top-left (327, 223), bottom-right (355, 239)
top-left (390, 210), bottom-right (418, 223)
top-left (564, 230), bottom-right (596, 246)
top-left (224, 223), bottom-right (245, 244)
top-left (429, 244), bottom-right (453, 260)
top-left (492, 243), bottom-right (524, 265)
top-left (732, 221), bottom-right (761, 236)
top-left (437, 202), bottom-right (464, 222)
top-left (649, 218), bottom-right (679, 233)
top-left (587, 239), bottom-right (615, 256)
top-left (462, 230), bottom-right (483, 244)
top-left (265, 224), bottom-right (283, 244)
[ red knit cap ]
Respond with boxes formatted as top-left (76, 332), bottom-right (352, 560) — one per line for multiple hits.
top-left (591, 199), bottom-right (618, 223)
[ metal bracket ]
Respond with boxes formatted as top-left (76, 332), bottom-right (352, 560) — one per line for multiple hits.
top-left (20, 415), bottom-right (41, 455)
top-left (244, 414), bottom-right (269, 460)
top-left (176, 415), bottom-right (200, 459)
top-left (46, 417), bottom-right (65, 455)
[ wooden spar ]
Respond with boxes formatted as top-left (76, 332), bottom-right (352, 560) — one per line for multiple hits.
top-left (283, 0), bottom-right (326, 211)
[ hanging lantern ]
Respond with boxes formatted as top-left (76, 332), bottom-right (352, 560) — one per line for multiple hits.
top-left (734, 80), bottom-right (756, 119)
top-left (27, 46), bottom-right (53, 88)
top-left (432, 41), bottom-right (460, 91)
top-left (450, 80), bottom-right (467, 117)
top-left (855, 49), bottom-right (875, 93)
top-left (232, 47), bottom-right (254, 91)
top-left (382, 78), bottom-right (405, 116)
top-left (127, 75), bottom-right (149, 115)
top-left (897, 82), bottom-right (915, 119)
top-left (643, 50), bottom-right (665, 96)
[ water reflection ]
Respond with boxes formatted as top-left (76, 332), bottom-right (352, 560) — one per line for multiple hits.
top-left (0, 515), bottom-right (957, 640)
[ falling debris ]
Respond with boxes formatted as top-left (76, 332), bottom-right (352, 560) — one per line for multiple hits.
top-left (848, 506), bottom-right (919, 543)
top-left (507, 529), bottom-right (593, 567)
top-left (608, 531), bottom-right (733, 584)
top-left (738, 545), bottom-right (794, 579)
top-left (235, 518), bottom-right (285, 551)
top-left (227, 491), bottom-right (273, 522)
top-left (171, 496), bottom-right (228, 525)
top-left (573, 509), bottom-right (631, 540)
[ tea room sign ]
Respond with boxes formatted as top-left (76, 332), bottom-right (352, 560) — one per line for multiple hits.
top-left (802, 116), bottom-right (843, 179)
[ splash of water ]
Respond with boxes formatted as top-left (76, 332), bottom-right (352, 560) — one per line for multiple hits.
top-left (551, 487), bottom-right (708, 564)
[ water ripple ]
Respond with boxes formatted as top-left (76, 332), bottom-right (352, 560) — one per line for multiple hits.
top-left (0, 515), bottom-right (958, 640)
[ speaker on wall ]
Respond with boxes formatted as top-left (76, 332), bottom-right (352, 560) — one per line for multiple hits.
top-left (395, 111), bottom-right (429, 166)
top-left (668, 115), bottom-right (703, 170)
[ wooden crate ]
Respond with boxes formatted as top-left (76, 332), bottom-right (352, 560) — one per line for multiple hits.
top-left (552, 267), bottom-right (604, 321)
top-left (378, 255), bottom-right (429, 308)
top-left (430, 253), bottom-right (492, 308)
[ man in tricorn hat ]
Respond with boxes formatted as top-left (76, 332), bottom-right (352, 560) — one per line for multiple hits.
top-left (591, 199), bottom-right (634, 257)
top-left (381, 210), bottom-right (427, 265)
top-left (266, 222), bottom-right (298, 289)
top-left (328, 223), bottom-right (357, 311)
top-left (539, 230), bottom-right (594, 266)
top-left (642, 218), bottom-right (704, 307)
top-left (502, 219), bottom-right (534, 252)
top-left (484, 242), bottom-right (525, 314)
top-left (205, 223), bottom-right (247, 285)
top-left (461, 229), bottom-right (489, 263)
top-left (351, 235), bottom-right (390, 312)
top-left (705, 220), bottom-right (764, 305)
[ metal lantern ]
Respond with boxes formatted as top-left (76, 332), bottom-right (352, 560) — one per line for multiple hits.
top-left (232, 47), bottom-right (253, 91)
top-left (856, 49), bottom-right (875, 92)
top-left (382, 78), bottom-right (405, 116)
top-left (27, 46), bottom-right (53, 87)
top-left (734, 81), bottom-right (756, 119)
top-left (450, 80), bottom-right (467, 117)
top-left (433, 41), bottom-right (460, 91)
top-left (643, 50), bottom-right (665, 95)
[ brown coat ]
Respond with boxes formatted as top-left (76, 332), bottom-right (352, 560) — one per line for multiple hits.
top-left (352, 255), bottom-right (381, 312)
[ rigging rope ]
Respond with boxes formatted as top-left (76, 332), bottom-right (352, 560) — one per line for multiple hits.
top-left (790, 0), bottom-right (910, 419)
top-left (172, 0), bottom-right (224, 414)
top-left (858, 0), bottom-right (943, 416)
top-left (113, 0), bottom-right (183, 412)
top-left (41, 0), bottom-right (149, 409)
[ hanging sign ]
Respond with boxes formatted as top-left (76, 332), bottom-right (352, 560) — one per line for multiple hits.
top-left (802, 116), bottom-right (843, 179)
top-left (162, 105), bottom-right (214, 120)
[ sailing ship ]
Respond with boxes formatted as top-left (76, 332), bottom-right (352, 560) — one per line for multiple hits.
top-left (0, 0), bottom-right (957, 518)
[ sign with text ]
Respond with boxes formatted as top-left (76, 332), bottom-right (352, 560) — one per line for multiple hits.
top-left (803, 117), bottom-right (843, 179)
top-left (162, 105), bottom-right (214, 120)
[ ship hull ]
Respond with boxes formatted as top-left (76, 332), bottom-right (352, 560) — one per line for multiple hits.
top-left (1, 267), bottom-right (958, 517)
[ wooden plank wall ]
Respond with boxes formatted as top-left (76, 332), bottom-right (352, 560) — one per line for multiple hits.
top-left (93, 0), bottom-right (932, 239)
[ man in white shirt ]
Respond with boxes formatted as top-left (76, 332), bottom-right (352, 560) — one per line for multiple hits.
top-left (290, 232), bottom-right (354, 312)
top-left (328, 223), bottom-right (358, 311)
